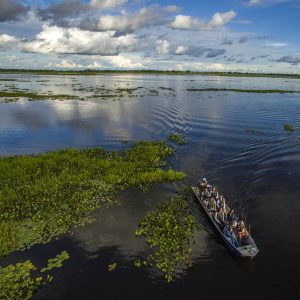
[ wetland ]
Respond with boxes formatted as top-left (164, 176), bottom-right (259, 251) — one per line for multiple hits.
top-left (0, 72), bottom-right (300, 299)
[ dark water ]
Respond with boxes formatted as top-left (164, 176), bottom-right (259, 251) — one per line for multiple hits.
top-left (1, 74), bottom-right (300, 299)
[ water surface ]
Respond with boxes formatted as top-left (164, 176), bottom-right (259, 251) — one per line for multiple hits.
top-left (1, 74), bottom-right (300, 299)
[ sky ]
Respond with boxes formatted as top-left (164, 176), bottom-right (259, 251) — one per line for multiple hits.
top-left (0, 0), bottom-right (300, 73)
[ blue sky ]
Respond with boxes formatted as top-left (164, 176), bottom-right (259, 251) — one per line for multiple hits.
top-left (0, 0), bottom-right (299, 73)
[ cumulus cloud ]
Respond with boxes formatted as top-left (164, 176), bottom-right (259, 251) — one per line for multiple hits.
top-left (170, 10), bottom-right (237, 30)
top-left (105, 55), bottom-right (145, 68)
top-left (0, 0), bottom-right (28, 22)
top-left (275, 56), bottom-right (300, 65)
top-left (208, 11), bottom-right (237, 27)
top-left (38, 0), bottom-right (127, 20)
top-left (0, 34), bottom-right (19, 51)
top-left (79, 7), bottom-right (162, 33)
top-left (21, 25), bottom-right (139, 55)
top-left (47, 59), bottom-right (103, 69)
top-left (157, 42), bottom-right (226, 58)
top-left (156, 39), bottom-right (171, 55)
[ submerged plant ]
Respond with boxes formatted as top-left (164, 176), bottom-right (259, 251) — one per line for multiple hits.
top-left (0, 250), bottom-right (69, 300)
top-left (135, 192), bottom-right (197, 282)
top-left (0, 141), bottom-right (185, 258)
top-left (283, 124), bottom-right (294, 132)
top-left (167, 133), bottom-right (187, 145)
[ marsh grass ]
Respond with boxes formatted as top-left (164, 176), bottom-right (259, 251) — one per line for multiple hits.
top-left (0, 141), bottom-right (185, 258)
top-left (135, 191), bottom-right (197, 282)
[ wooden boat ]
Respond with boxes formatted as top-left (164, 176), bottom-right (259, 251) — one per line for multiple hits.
top-left (191, 186), bottom-right (259, 258)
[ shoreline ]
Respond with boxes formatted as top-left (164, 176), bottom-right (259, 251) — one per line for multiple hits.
top-left (1, 69), bottom-right (300, 79)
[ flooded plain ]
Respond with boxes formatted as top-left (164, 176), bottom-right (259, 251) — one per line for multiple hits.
top-left (1, 74), bottom-right (300, 299)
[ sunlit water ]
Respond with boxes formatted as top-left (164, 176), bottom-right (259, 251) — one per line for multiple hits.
top-left (1, 74), bottom-right (300, 299)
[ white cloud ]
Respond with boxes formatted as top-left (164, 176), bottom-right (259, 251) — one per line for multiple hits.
top-left (21, 25), bottom-right (139, 55)
top-left (208, 11), bottom-right (237, 27)
top-left (156, 39), bottom-right (171, 54)
top-left (175, 45), bottom-right (189, 54)
top-left (89, 0), bottom-right (128, 9)
top-left (47, 59), bottom-right (103, 69)
top-left (105, 55), bottom-right (145, 68)
top-left (248, 0), bottom-right (292, 6)
top-left (170, 10), bottom-right (237, 30)
top-left (0, 34), bottom-right (18, 51)
top-left (265, 42), bottom-right (287, 48)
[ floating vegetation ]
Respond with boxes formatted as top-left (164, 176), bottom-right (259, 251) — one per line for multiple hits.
top-left (186, 88), bottom-right (300, 94)
top-left (0, 141), bottom-right (185, 258)
top-left (245, 128), bottom-right (264, 135)
top-left (0, 91), bottom-right (82, 102)
top-left (135, 192), bottom-right (197, 282)
top-left (0, 250), bottom-right (69, 299)
top-left (283, 124), bottom-right (294, 132)
top-left (168, 133), bottom-right (187, 145)
top-left (108, 262), bottom-right (117, 271)
top-left (158, 87), bottom-right (174, 91)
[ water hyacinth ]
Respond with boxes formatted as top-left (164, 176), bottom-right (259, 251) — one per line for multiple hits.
top-left (0, 250), bottom-right (69, 299)
top-left (135, 191), bottom-right (197, 282)
top-left (0, 141), bottom-right (185, 258)
top-left (167, 133), bottom-right (187, 145)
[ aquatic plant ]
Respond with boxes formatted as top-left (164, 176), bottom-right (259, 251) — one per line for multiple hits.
top-left (167, 133), bottom-right (187, 145)
top-left (0, 250), bottom-right (69, 300)
top-left (283, 124), bottom-right (294, 132)
top-left (135, 192), bottom-right (197, 282)
top-left (108, 262), bottom-right (117, 271)
top-left (0, 91), bottom-right (82, 102)
top-left (0, 141), bottom-right (185, 258)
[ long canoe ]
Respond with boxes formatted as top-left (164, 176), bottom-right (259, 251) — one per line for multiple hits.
top-left (191, 186), bottom-right (259, 258)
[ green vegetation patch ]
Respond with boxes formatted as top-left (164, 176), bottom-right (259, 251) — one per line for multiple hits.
top-left (135, 192), bottom-right (197, 282)
top-left (168, 133), bottom-right (187, 145)
top-left (186, 88), bottom-right (300, 94)
top-left (0, 141), bottom-right (185, 258)
top-left (0, 250), bottom-right (69, 300)
top-left (283, 124), bottom-right (294, 132)
top-left (0, 91), bottom-right (82, 102)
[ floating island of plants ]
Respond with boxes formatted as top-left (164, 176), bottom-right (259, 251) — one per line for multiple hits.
top-left (135, 190), bottom-right (197, 282)
top-left (0, 141), bottom-right (185, 259)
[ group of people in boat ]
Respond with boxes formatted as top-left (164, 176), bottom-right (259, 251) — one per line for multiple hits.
top-left (197, 178), bottom-right (249, 247)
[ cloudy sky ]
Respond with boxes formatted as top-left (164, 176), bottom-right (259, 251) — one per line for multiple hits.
top-left (0, 0), bottom-right (299, 73)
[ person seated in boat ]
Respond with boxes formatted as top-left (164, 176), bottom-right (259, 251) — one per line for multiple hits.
top-left (237, 220), bottom-right (249, 245)
top-left (215, 207), bottom-right (226, 228)
top-left (227, 209), bottom-right (238, 227)
top-left (208, 196), bottom-right (217, 216)
top-left (212, 187), bottom-right (219, 201)
top-left (224, 222), bottom-right (239, 248)
top-left (217, 195), bottom-right (226, 212)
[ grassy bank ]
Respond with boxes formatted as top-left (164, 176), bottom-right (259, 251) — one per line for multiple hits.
top-left (1, 69), bottom-right (300, 79)
top-left (0, 141), bottom-right (185, 258)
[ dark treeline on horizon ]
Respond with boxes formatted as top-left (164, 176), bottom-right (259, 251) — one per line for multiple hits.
top-left (0, 68), bottom-right (299, 79)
